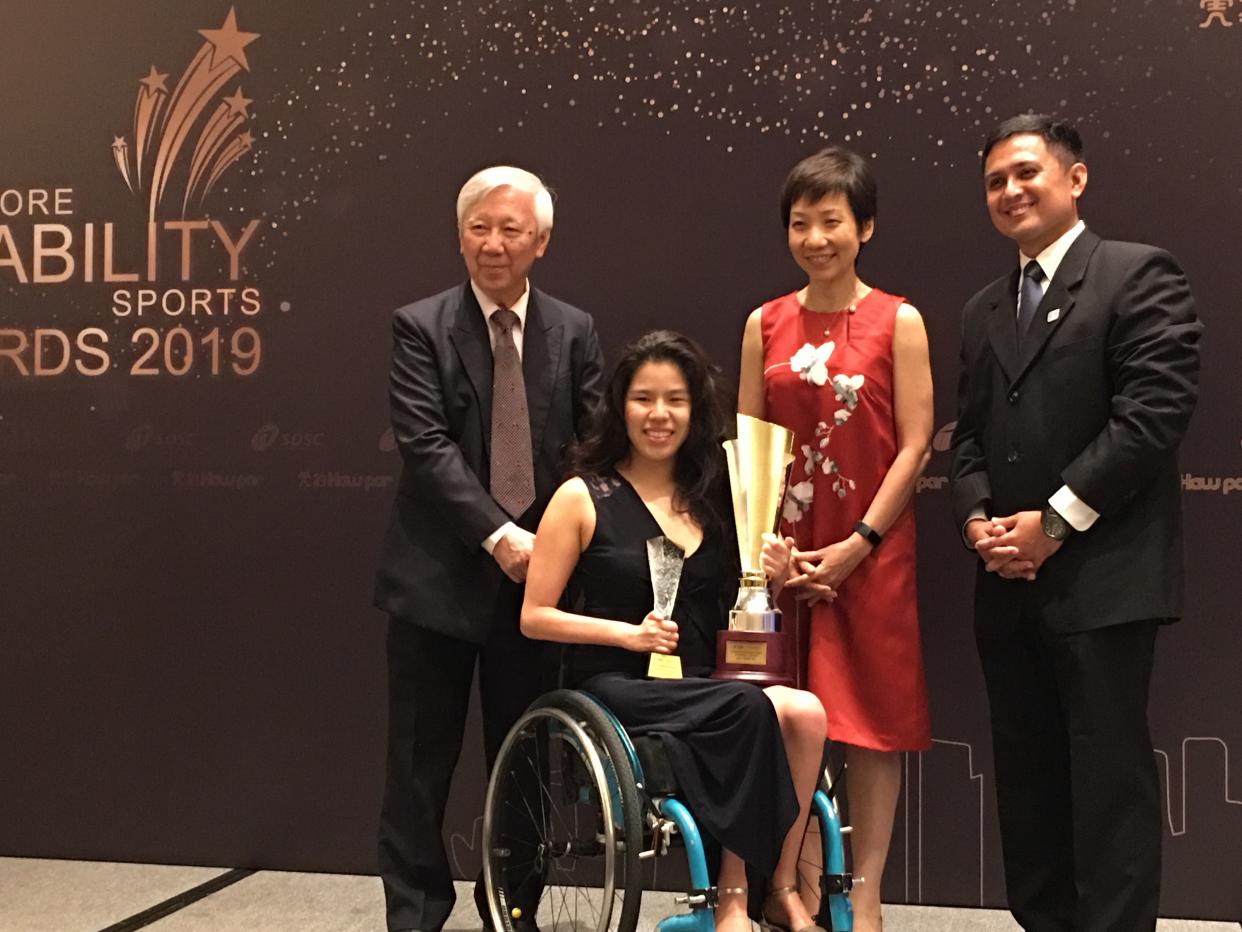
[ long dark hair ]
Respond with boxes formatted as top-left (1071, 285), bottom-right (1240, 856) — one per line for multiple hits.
top-left (572, 330), bottom-right (729, 533)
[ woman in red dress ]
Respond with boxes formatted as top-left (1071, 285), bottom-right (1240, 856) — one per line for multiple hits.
top-left (737, 147), bottom-right (933, 932)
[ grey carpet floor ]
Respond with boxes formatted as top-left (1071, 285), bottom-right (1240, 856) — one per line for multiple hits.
top-left (1, 859), bottom-right (1235, 932)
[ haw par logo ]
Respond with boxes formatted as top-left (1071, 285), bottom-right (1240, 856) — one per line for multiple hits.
top-left (112, 8), bottom-right (258, 221)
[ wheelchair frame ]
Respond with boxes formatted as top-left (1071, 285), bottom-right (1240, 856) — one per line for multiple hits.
top-left (482, 689), bottom-right (853, 932)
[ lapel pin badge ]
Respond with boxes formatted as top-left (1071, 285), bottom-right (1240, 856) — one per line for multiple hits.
top-left (1046, 308), bottom-right (1061, 322)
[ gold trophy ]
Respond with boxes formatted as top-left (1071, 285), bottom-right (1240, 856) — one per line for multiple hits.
top-left (712, 414), bottom-right (797, 688)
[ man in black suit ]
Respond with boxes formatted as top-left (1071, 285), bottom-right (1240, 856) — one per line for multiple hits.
top-left (374, 165), bottom-right (604, 932)
top-left (949, 114), bottom-right (1202, 931)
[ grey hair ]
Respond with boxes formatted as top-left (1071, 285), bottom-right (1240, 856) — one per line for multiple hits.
top-left (455, 165), bottom-right (554, 234)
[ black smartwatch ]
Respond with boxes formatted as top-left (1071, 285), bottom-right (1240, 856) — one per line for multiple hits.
top-left (1040, 505), bottom-right (1073, 541)
top-left (854, 520), bottom-right (883, 548)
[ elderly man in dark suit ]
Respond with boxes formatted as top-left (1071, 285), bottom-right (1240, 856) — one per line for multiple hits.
top-left (950, 114), bottom-right (1202, 932)
top-left (374, 165), bottom-right (604, 932)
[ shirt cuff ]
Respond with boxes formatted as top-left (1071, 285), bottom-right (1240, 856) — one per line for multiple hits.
top-left (482, 521), bottom-right (517, 555)
top-left (1049, 485), bottom-right (1099, 532)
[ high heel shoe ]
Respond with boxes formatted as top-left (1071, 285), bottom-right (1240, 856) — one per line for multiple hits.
top-left (759, 885), bottom-right (827, 932)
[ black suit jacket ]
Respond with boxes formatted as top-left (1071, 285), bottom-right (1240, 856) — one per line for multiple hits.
top-left (373, 282), bottom-right (604, 644)
top-left (950, 229), bottom-right (1203, 631)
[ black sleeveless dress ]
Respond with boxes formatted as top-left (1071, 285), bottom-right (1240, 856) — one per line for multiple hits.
top-left (566, 471), bottom-right (798, 876)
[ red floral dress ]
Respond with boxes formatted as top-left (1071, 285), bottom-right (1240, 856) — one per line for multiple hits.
top-left (760, 288), bottom-right (930, 751)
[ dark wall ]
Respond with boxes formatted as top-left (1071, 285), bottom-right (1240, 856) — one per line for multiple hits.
top-left (1, 1), bottom-right (1238, 919)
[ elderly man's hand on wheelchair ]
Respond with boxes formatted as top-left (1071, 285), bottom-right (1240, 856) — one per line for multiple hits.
top-left (627, 611), bottom-right (679, 653)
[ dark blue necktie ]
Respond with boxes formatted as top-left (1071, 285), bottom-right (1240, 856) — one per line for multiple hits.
top-left (1017, 260), bottom-right (1045, 341)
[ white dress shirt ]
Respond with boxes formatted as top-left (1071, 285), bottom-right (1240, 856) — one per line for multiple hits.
top-left (471, 279), bottom-right (529, 358)
top-left (1018, 219), bottom-right (1085, 315)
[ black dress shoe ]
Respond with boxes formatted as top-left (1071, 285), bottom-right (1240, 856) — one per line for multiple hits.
top-left (474, 884), bottom-right (540, 932)
top-left (474, 878), bottom-right (493, 928)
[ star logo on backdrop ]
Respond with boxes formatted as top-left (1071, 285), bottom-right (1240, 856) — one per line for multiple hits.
top-left (138, 66), bottom-right (169, 95)
top-left (198, 8), bottom-right (260, 71)
top-left (110, 6), bottom-right (261, 218)
top-left (222, 87), bottom-right (253, 117)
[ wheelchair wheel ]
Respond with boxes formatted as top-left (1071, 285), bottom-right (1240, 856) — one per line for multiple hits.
top-left (483, 689), bottom-right (644, 932)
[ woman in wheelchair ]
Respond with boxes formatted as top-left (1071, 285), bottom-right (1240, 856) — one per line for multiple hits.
top-left (521, 330), bottom-right (829, 932)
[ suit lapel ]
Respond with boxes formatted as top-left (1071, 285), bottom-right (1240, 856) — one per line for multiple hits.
top-left (985, 269), bottom-right (1021, 384)
top-left (448, 284), bottom-right (494, 454)
top-left (523, 289), bottom-right (563, 451)
top-left (1011, 229), bottom-right (1100, 386)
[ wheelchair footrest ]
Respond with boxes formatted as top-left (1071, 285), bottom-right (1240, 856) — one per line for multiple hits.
top-left (820, 872), bottom-right (853, 896)
top-left (674, 887), bottom-right (718, 910)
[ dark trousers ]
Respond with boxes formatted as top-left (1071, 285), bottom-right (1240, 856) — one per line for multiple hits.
top-left (378, 582), bottom-right (545, 932)
top-left (976, 604), bottom-right (1162, 932)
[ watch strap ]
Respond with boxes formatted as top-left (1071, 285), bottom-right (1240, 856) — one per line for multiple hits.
top-left (854, 520), bottom-right (883, 547)
top-left (1041, 505), bottom-right (1072, 540)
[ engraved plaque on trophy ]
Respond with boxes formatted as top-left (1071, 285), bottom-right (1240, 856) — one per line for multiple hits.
top-left (712, 414), bottom-right (797, 688)
top-left (645, 535), bottom-right (685, 679)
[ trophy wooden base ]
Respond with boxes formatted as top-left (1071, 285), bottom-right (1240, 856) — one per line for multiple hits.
top-left (711, 629), bottom-right (795, 688)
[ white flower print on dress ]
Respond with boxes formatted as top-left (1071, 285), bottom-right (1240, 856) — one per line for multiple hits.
top-left (831, 373), bottom-right (864, 408)
top-left (765, 338), bottom-right (867, 527)
top-left (801, 442), bottom-right (824, 475)
top-left (789, 341), bottom-right (835, 387)
top-left (783, 480), bottom-right (815, 524)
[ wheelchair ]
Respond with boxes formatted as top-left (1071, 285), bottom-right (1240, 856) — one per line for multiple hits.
top-left (482, 688), bottom-right (853, 932)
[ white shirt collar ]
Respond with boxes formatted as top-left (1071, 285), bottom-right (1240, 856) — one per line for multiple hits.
top-left (1020, 219), bottom-right (1086, 284)
top-left (471, 279), bottom-right (531, 331)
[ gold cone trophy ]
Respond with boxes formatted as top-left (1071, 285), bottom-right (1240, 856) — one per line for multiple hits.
top-left (712, 414), bottom-right (797, 688)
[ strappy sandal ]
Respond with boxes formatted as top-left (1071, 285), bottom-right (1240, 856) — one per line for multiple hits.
top-left (714, 887), bottom-right (751, 931)
top-left (759, 885), bottom-right (827, 932)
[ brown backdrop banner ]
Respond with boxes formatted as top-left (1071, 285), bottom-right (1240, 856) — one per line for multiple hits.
top-left (1, 1), bottom-right (1238, 919)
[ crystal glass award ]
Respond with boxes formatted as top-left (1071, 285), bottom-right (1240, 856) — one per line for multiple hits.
top-left (645, 535), bottom-right (685, 679)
